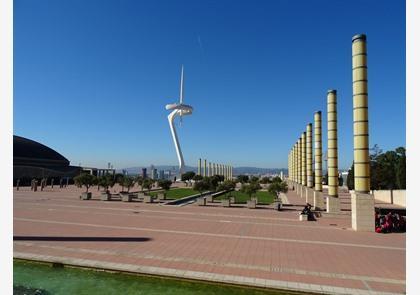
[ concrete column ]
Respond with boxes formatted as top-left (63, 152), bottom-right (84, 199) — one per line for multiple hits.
top-left (208, 162), bottom-right (212, 176)
top-left (290, 150), bottom-right (293, 184)
top-left (204, 159), bottom-right (207, 177)
top-left (313, 111), bottom-right (324, 210)
top-left (305, 123), bottom-right (313, 204)
top-left (301, 132), bottom-right (307, 200)
top-left (297, 138), bottom-right (302, 196)
top-left (198, 158), bottom-right (201, 176)
top-left (294, 143), bottom-right (298, 184)
top-left (301, 132), bottom-right (307, 187)
top-left (327, 90), bottom-right (340, 213)
top-left (351, 34), bottom-right (374, 231)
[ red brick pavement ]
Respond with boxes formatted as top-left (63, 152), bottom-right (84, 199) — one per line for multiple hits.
top-left (13, 185), bottom-right (405, 294)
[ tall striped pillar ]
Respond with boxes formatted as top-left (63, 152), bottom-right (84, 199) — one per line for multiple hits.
top-left (352, 34), bottom-right (370, 193)
top-left (327, 90), bottom-right (340, 213)
top-left (198, 158), bottom-right (201, 176)
top-left (313, 111), bottom-right (324, 210)
top-left (305, 123), bottom-right (313, 203)
top-left (306, 124), bottom-right (313, 188)
top-left (297, 139), bottom-right (302, 186)
top-left (294, 143), bottom-right (298, 183)
top-left (290, 150), bottom-right (293, 183)
top-left (301, 132), bottom-right (307, 187)
top-left (295, 142), bottom-right (298, 184)
top-left (351, 34), bottom-right (374, 231)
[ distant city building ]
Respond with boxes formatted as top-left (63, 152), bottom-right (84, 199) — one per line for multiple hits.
top-left (151, 168), bottom-right (158, 180)
top-left (150, 165), bottom-right (155, 178)
top-left (142, 168), bottom-right (147, 178)
top-left (159, 170), bottom-right (165, 179)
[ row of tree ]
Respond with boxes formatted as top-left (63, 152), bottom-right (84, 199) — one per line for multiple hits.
top-left (347, 146), bottom-right (406, 190)
top-left (73, 173), bottom-right (173, 195)
top-left (189, 172), bottom-right (288, 200)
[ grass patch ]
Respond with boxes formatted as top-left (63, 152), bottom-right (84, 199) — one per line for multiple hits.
top-left (149, 188), bottom-right (199, 199)
top-left (217, 190), bottom-right (275, 205)
top-left (14, 260), bottom-right (305, 295)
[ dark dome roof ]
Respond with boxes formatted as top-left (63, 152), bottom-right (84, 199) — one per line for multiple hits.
top-left (14, 135), bottom-right (69, 166)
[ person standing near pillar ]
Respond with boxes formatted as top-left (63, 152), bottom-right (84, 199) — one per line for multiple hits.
top-left (313, 111), bottom-right (324, 210)
top-left (351, 34), bottom-right (374, 231)
top-left (327, 90), bottom-right (340, 213)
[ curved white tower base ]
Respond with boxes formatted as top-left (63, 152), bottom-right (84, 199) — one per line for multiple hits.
top-left (167, 108), bottom-right (192, 176)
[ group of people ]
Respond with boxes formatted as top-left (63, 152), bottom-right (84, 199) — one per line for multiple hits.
top-left (301, 203), bottom-right (317, 221)
top-left (375, 211), bottom-right (406, 233)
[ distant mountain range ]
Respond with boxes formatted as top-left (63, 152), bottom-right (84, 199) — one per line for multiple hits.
top-left (118, 166), bottom-right (287, 175)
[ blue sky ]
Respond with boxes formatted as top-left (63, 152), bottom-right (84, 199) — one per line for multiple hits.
top-left (13, 0), bottom-right (406, 169)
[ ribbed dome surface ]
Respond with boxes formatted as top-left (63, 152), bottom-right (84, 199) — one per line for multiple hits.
top-left (14, 135), bottom-right (69, 166)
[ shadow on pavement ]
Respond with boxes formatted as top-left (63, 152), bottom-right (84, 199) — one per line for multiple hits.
top-left (14, 236), bottom-right (152, 242)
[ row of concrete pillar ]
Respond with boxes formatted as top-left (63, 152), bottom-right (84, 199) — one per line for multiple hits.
top-left (287, 34), bottom-right (373, 231)
top-left (197, 159), bottom-right (233, 180)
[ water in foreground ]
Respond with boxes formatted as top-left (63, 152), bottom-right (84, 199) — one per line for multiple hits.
top-left (14, 260), bottom-right (303, 295)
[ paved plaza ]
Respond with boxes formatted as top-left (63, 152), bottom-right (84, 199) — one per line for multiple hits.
top-left (13, 186), bottom-right (405, 294)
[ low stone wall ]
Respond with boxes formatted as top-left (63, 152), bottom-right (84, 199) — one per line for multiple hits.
top-left (391, 190), bottom-right (406, 207)
top-left (372, 190), bottom-right (406, 208)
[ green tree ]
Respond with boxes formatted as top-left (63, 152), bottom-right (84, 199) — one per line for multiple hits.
top-left (142, 178), bottom-right (154, 193)
top-left (268, 181), bottom-right (288, 198)
top-left (74, 173), bottom-right (97, 193)
top-left (250, 176), bottom-right (260, 184)
top-left (347, 145), bottom-right (406, 190)
top-left (237, 175), bottom-right (249, 184)
top-left (271, 176), bottom-right (282, 183)
top-left (216, 180), bottom-right (236, 192)
top-left (157, 179), bottom-right (172, 195)
top-left (395, 147), bottom-right (406, 189)
top-left (136, 176), bottom-right (144, 191)
top-left (193, 180), bottom-right (210, 196)
top-left (98, 174), bottom-right (115, 193)
top-left (181, 171), bottom-right (195, 182)
top-left (193, 174), bottom-right (203, 181)
top-left (114, 173), bottom-right (125, 191)
top-left (241, 182), bottom-right (261, 200)
top-left (119, 176), bottom-right (135, 193)
top-left (260, 177), bottom-right (271, 184)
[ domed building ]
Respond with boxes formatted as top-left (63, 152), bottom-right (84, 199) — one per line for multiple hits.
top-left (13, 135), bottom-right (82, 185)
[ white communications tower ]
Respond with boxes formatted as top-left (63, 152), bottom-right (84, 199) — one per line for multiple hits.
top-left (165, 66), bottom-right (193, 177)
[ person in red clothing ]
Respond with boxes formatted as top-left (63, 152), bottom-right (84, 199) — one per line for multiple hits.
top-left (382, 213), bottom-right (393, 233)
